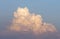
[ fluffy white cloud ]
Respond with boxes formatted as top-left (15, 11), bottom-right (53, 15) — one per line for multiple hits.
top-left (8, 7), bottom-right (57, 35)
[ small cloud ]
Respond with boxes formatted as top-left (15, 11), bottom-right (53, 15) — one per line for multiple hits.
top-left (0, 6), bottom-right (60, 39)
top-left (7, 7), bottom-right (57, 35)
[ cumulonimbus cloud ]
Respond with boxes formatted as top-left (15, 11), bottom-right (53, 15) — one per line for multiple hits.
top-left (8, 7), bottom-right (57, 35)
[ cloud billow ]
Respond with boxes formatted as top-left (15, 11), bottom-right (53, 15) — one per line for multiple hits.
top-left (0, 6), bottom-right (60, 39)
top-left (8, 7), bottom-right (57, 35)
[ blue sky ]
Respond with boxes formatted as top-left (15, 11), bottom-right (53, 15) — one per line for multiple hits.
top-left (0, 0), bottom-right (60, 31)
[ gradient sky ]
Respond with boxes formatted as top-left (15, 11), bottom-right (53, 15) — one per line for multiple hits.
top-left (0, 0), bottom-right (60, 31)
